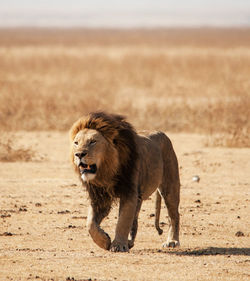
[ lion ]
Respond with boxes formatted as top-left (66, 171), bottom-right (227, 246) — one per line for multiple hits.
top-left (70, 112), bottom-right (180, 252)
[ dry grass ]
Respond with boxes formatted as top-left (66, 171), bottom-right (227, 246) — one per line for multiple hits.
top-left (0, 133), bottom-right (35, 162)
top-left (0, 28), bottom-right (249, 147)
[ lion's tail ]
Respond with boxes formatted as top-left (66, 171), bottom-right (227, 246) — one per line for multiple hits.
top-left (155, 190), bottom-right (163, 235)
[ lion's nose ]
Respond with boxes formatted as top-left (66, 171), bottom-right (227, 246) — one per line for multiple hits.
top-left (75, 151), bottom-right (87, 158)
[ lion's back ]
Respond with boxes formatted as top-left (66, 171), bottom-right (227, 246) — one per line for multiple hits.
top-left (138, 131), bottom-right (174, 155)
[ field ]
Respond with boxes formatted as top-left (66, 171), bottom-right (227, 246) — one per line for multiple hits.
top-left (0, 28), bottom-right (249, 280)
top-left (0, 28), bottom-right (249, 146)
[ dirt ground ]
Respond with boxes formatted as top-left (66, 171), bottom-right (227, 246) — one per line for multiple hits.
top-left (0, 132), bottom-right (249, 281)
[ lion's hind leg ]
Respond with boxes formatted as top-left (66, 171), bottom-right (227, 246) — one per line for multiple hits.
top-left (159, 184), bottom-right (180, 248)
top-left (128, 196), bottom-right (142, 249)
top-left (155, 190), bottom-right (163, 235)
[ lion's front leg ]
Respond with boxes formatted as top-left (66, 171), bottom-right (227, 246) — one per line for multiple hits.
top-left (110, 195), bottom-right (137, 252)
top-left (87, 204), bottom-right (111, 250)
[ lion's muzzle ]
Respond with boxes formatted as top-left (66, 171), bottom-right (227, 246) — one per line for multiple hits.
top-left (75, 151), bottom-right (87, 159)
top-left (78, 162), bottom-right (97, 182)
top-left (79, 162), bottom-right (97, 175)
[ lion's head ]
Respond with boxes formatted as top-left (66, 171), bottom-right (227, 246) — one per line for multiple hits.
top-left (71, 127), bottom-right (119, 183)
top-left (70, 112), bottom-right (138, 197)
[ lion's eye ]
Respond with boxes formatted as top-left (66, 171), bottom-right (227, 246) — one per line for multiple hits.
top-left (90, 140), bottom-right (96, 145)
top-left (74, 141), bottom-right (78, 145)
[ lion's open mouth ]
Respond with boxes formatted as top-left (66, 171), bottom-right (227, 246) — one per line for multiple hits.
top-left (79, 163), bottom-right (97, 174)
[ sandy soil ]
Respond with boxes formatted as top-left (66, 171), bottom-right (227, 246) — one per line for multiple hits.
top-left (0, 132), bottom-right (249, 281)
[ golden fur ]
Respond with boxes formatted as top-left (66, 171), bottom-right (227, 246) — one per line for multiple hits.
top-left (70, 112), bottom-right (180, 252)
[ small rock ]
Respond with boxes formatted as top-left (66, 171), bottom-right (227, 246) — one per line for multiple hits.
top-left (235, 231), bottom-right (244, 237)
top-left (1, 214), bottom-right (11, 218)
top-left (68, 225), bottom-right (76, 228)
top-left (192, 175), bottom-right (200, 182)
top-left (1, 232), bottom-right (13, 236)
top-left (57, 210), bottom-right (70, 214)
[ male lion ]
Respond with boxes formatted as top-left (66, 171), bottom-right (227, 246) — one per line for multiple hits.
top-left (70, 112), bottom-right (180, 252)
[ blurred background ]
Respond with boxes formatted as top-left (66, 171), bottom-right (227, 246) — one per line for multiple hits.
top-left (0, 0), bottom-right (250, 148)
top-left (1, 0), bottom-right (250, 27)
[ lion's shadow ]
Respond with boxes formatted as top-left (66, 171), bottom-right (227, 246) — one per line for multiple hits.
top-left (133, 247), bottom-right (250, 256)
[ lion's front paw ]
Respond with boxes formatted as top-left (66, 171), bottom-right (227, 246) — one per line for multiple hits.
top-left (100, 232), bottom-right (112, 250)
top-left (162, 240), bottom-right (180, 248)
top-left (110, 240), bottom-right (129, 252)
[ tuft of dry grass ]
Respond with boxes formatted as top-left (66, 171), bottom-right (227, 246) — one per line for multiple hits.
top-left (0, 28), bottom-right (249, 147)
top-left (206, 129), bottom-right (250, 148)
top-left (0, 134), bottom-right (36, 162)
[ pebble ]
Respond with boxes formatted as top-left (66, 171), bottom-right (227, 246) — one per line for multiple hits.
top-left (192, 175), bottom-right (200, 182)
top-left (235, 231), bottom-right (244, 237)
